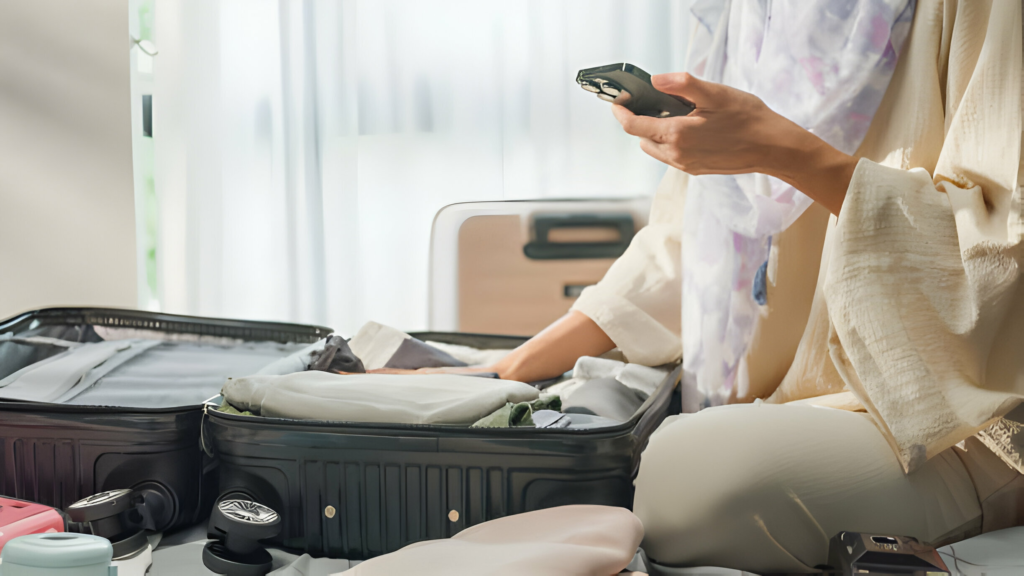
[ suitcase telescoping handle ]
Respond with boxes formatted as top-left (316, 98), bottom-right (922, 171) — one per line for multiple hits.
top-left (524, 213), bottom-right (635, 260)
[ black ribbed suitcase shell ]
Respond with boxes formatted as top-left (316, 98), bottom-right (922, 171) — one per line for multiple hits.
top-left (205, 332), bottom-right (680, 560)
top-left (0, 307), bottom-right (329, 531)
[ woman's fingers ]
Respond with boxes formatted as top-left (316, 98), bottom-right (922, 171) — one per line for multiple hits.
top-left (651, 72), bottom-right (716, 106)
top-left (638, 138), bottom-right (666, 163)
top-left (611, 104), bottom-right (640, 132)
top-left (612, 105), bottom-right (681, 143)
top-left (615, 104), bottom-right (697, 163)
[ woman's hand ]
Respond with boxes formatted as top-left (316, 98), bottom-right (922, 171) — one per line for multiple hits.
top-left (357, 311), bottom-right (614, 383)
top-left (612, 73), bottom-right (858, 215)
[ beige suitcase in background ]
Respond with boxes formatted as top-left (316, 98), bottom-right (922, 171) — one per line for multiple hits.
top-left (429, 198), bottom-right (651, 336)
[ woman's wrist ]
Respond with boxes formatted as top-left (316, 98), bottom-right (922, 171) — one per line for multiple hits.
top-left (766, 123), bottom-right (857, 215)
top-left (490, 356), bottom-right (519, 381)
top-left (488, 311), bottom-right (615, 383)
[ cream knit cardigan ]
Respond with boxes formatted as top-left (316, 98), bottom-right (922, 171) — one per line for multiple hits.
top-left (574, 0), bottom-right (1024, 472)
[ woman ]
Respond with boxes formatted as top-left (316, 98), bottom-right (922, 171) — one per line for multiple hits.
top-left (409, 1), bottom-right (1024, 571)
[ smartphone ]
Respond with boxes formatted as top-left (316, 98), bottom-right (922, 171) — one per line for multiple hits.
top-left (576, 63), bottom-right (694, 118)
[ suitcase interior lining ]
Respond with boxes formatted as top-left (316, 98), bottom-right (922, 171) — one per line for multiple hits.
top-left (68, 341), bottom-right (311, 408)
top-left (0, 308), bottom-right (328, 409)
top-left (0, 337), bottom-right (312, 408)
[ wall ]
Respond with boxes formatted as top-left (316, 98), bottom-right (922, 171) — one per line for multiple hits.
top-left (0, 0), bottom-right (136, 319)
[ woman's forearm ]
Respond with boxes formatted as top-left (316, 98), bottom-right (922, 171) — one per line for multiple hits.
top-left (766, 123), bottom-right (858, 216)
top-left (491, 310), bottom-right (615, 382)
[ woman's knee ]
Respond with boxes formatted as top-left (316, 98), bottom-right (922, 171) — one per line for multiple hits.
top-left (634, 406), bottom-right (796, 566)
top-left (632, 404), bottom-right (884, 571)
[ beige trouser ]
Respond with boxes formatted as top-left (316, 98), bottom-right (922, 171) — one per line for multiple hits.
top-left (634, 403), bottom-right (1024, 574)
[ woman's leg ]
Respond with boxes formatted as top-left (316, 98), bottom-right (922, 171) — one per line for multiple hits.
top-left (633, 403), bottom-right (982, 573)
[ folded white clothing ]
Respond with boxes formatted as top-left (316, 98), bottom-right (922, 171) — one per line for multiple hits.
top-left (339, 505), bottom-right (643, 576)
top-left (222, 372), bottom-right (540, 425)
top-left (348, 322), bottom-right (465, 370)
top-left (546, 356), bottom-right (670, 401)
top-left (574, 357), bottom-right (669, 396)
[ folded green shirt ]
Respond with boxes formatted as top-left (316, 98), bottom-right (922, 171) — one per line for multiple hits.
top-left (472, 394), bottom-right (561, 428)
top-left (217, 398), bottom-right (253, 416)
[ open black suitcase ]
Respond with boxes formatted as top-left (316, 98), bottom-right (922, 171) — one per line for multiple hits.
top-left (0, 307), bottom-right (329, 533)
top-left (204, 332), bottom-right (681, 560)
top-left (1, 307), bottom-right (679, 561)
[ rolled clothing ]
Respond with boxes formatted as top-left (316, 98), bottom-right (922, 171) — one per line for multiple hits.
top-left (221, 372), bottom-right (539, 425)
top-left (341, 505), bottom-right (643, 576)
top-left (633, 403), bottom-right (1024, 574)
top-left (561, 377), bottom-right (648, 423)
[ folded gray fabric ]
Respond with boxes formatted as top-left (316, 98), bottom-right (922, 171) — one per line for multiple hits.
top-left (349, 322), bottom-right (466, 370)
top-left (222, 372), bottom-right (539, 425)
top-left (533, 410), bottom-right (570, 429)
top-left (561, 377), bottom-right (648, 423)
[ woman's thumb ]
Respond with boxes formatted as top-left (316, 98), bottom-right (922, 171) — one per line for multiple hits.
top-left (652, 72), bottom-right (712, 105)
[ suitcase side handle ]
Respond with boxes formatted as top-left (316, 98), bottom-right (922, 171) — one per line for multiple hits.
top-left (523, 213), bottom-right (635, 260)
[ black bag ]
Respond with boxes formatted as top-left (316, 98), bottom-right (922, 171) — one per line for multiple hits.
top-left (0, 307), bottom-right (328, 533)
top-left (204, 332), bottom-right (680, 560)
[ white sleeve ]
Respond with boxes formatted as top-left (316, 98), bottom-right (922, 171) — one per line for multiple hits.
top-left (825, 159), bottom-right (1024, 473)
top-left (571, 168), bottom-right (687, 366)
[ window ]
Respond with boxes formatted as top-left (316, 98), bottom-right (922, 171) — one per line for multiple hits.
top-left (133, 0), bottom-right (689, 333)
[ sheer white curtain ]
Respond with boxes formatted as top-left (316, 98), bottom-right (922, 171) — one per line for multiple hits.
top-left (152, 0), bottom-right (689, 335)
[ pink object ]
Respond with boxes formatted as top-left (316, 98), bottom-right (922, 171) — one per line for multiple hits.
top-left (0, 497), bottom-right (65, 553)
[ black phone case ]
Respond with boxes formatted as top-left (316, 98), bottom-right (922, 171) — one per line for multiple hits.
top-left (577, 63), bottom-right (694, 118)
